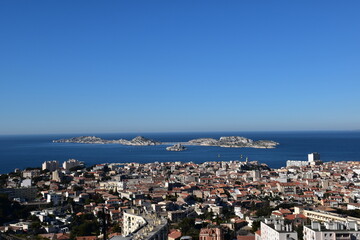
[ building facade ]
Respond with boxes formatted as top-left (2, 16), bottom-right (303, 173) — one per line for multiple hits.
top-left (304, 221), bottom-right (360, 240)
top-left (260, 219), bottom-right (298, 240)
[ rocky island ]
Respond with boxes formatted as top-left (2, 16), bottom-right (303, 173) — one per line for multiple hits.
top-left (53, 135), bottom-right (279, 149)
top-left (166, 143), bottom-right (187, 151)
top-left (53, 136), bottom-right (161, 146)
top-left (186, 136), bottom-right (279, 148)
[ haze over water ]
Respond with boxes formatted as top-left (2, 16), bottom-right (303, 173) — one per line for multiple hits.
top-left (1, 131), bottom-right (360, 174)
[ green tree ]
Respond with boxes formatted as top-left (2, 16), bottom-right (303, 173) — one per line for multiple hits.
top-left (295, 225), bottom-right (304, 240)
top-left (252, 220), bottom-right (261, 233)
top-left (112, 223), bottom-right (122, 233)
top-left (70, 213), bottom-right (100, 238)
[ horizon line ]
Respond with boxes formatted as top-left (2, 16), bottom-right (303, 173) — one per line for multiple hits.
top-left (0, 129), bottom-right (359, 136)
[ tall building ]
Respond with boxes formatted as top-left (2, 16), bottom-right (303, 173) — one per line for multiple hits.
top-left (51, 170), bottom-right (63, 182)
top-left (42, 160), bottom-right (59, 172)
top-left (62, 159), bottom-right (82, 171)
top-left (252, 170), bottom-right (261, 181)
top-left (308, 153), bottom-right (320, 164)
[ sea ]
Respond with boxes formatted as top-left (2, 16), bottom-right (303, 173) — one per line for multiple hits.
top-left (0, 131), bottom-right (360, 174)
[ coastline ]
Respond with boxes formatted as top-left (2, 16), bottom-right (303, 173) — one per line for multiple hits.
top-left (0, 131), bottom-right (360, 174)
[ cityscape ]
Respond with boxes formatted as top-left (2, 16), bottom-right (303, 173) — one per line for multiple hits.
top-left (1, 153), bottom-right (360, 240)
top-left (1, 1), bottom-right (360, 240)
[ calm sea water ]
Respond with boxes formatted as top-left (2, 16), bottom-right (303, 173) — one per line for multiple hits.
top-left (0, 131), bottom-right (359, 174)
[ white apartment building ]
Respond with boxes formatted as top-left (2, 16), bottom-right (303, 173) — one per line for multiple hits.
top-left (260, 218), bottom-right (298, 240)
top-left (99, 181), bottom-right (127, 192)
top-left (304, 221), bottom-right (360, 240)
top-left (286, 153), bottom-right (322, 168)
top-left (121, 209), bottom-right (168, 240)
top-left (47, 192), bottom-right (63, 206)
top-left (123, 210), bottom-right (147, 236)
top-left (308, 153), bottom-right (320, 163)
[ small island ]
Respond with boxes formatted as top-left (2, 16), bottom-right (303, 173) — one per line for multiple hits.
top-left (166, 143), bottom-right (187, 151)
top-left (53, 136), bottom-right (161, 146)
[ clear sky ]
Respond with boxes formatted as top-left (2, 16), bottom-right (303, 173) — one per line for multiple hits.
top-left (1, 1), bottom-right (359, 134)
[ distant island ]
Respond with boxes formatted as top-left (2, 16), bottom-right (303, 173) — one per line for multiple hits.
top-left (53, 135), bottom-right (279, 149)
top-left (166, 143), bottom-right (187, 151)
top-left (186, 136), bottom-right (279, 149)
top-left (53, 136), bottom-right (161, 146)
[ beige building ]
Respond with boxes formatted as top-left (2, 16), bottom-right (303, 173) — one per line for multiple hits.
top-left (42, 160), bottom-right (59, 172)
top-left (199, 227), bottom-right (223, 240)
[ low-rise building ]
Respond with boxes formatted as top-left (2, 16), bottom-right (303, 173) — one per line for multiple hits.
top-left (199, 227), bottom-right (223, 240)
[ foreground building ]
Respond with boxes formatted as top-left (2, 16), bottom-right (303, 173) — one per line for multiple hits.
top-left (260, 219), bottom-right (298, 240)
top-left (121, 209), bottom-right (168, 240)
top-left (304, 221), bottom-right (360, 240)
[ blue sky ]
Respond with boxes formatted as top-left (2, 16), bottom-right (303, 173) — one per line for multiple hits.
top-left (1, 1), bottom-right (359, 134)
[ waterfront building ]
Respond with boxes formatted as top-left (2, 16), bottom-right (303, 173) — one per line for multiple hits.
top-left (308, 152), bottom-right (323, 165)
top-left (286, 160), bottom-right (309, 168)
top-left (286, 153), bottom-right (322, 167)
top-left (62, 159), bottom-right (82, 171)
top-left (308, 152), bottom-right (320, 163)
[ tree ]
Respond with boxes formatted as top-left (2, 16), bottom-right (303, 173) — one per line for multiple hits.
top-left (177, 218), bottom-right (200, 240)
top-left (0, 174), bottom-right (8, 188)
top-left (73, 185), bottom-right (84, 191)
top-left (295, 225), bottom-right (304, 240)
top-left (252, 220), bottom-right (261, 233)
top-left (70, 214), bottom-right (100, 238)
top-left (112, 223), bottom-right (122, 233)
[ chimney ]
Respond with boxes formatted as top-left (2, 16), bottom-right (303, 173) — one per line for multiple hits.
top-left (275, 224), bottom-right (282, 231)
